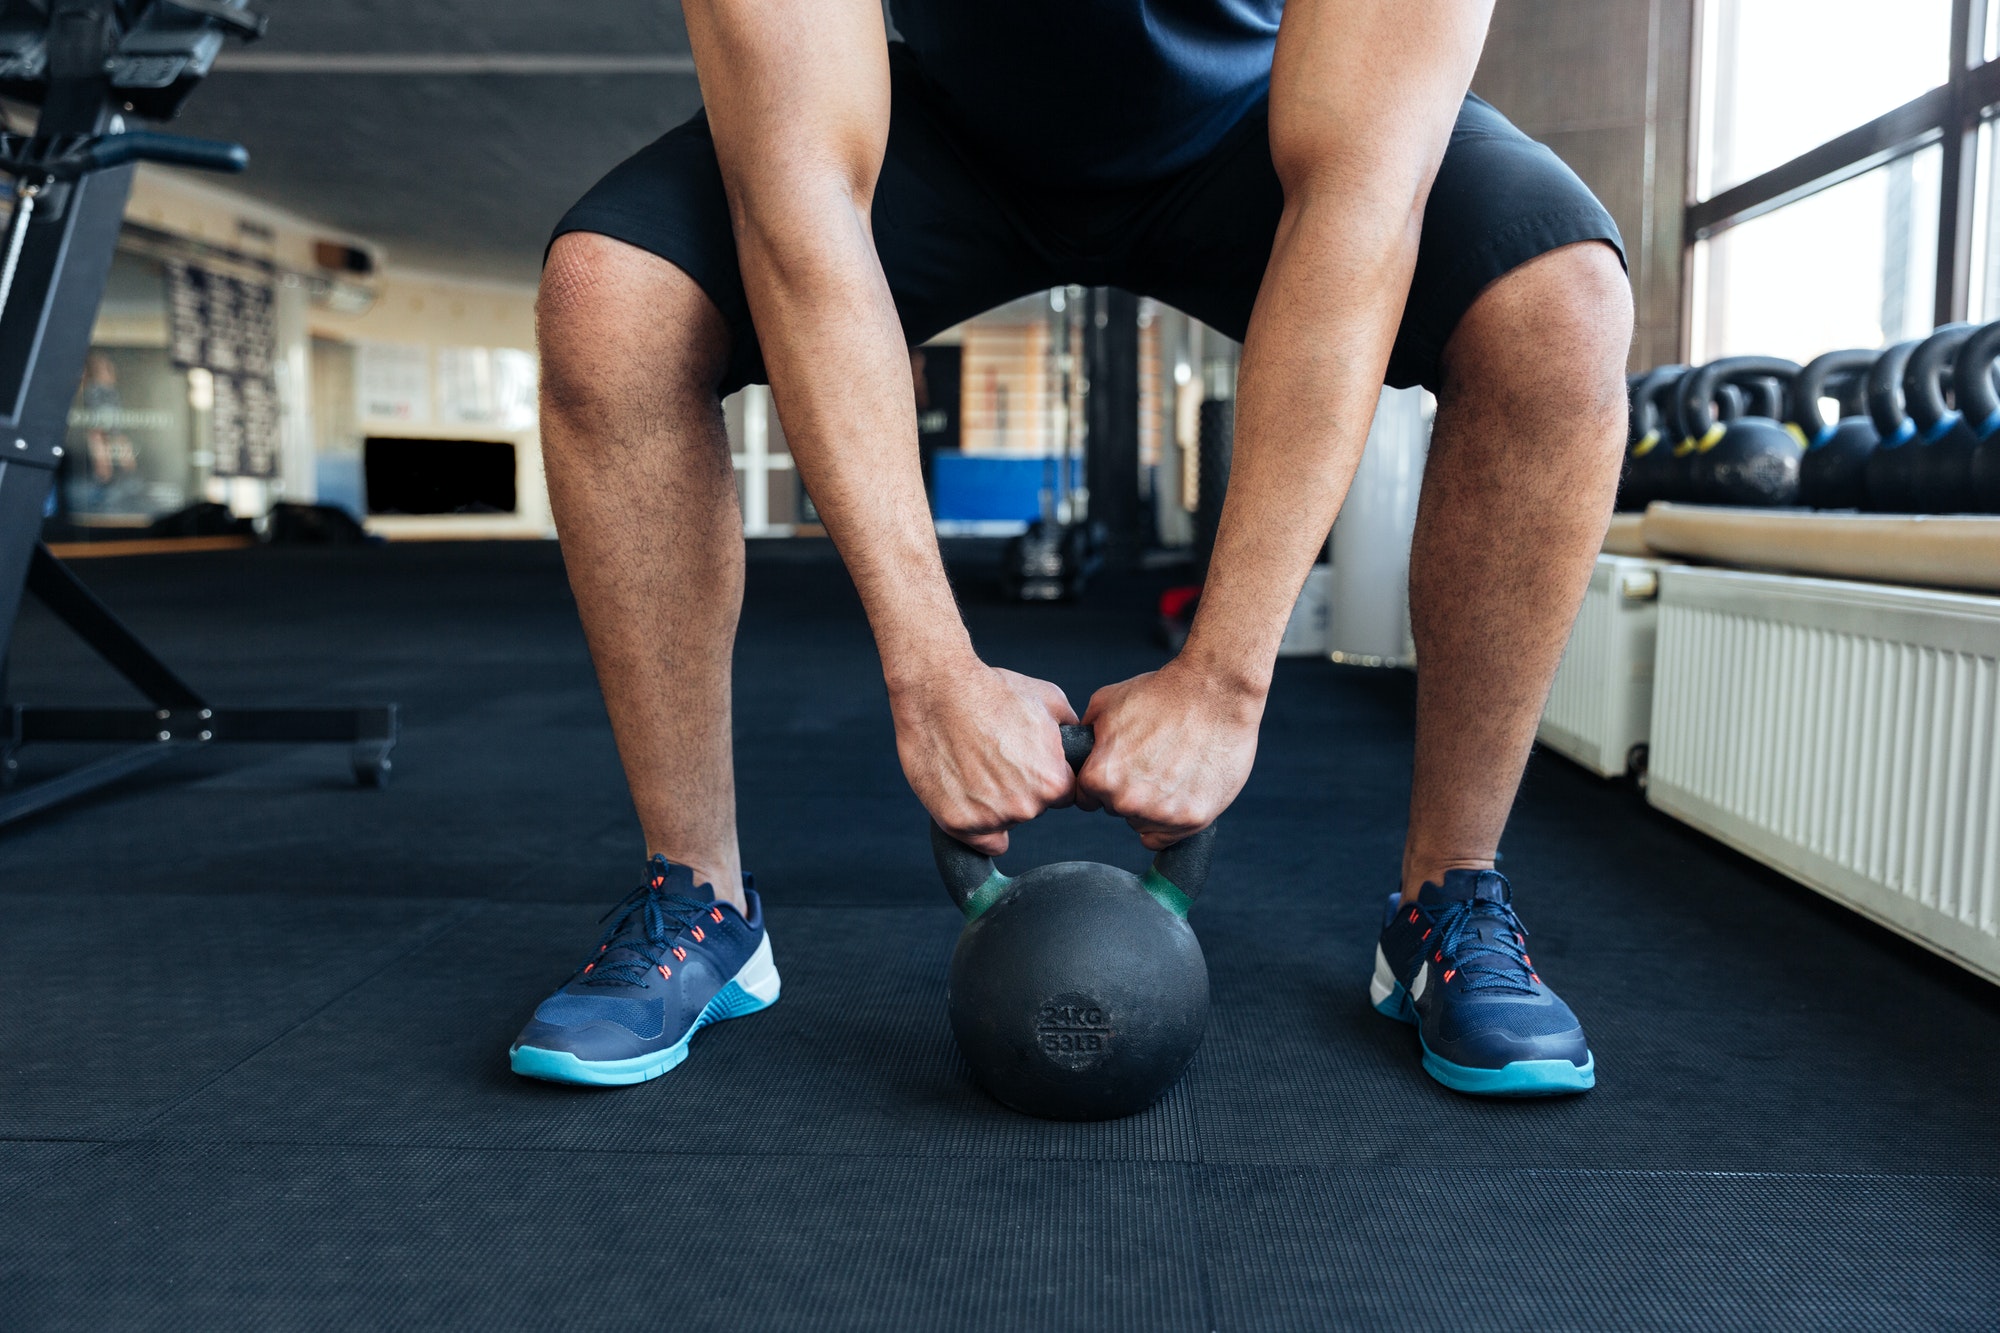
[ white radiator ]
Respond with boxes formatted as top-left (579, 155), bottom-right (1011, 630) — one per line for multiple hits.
top-left (1648, 567), bottom-right (2000, 984)
top-left (1538, 555), bottom-right (1663, 777)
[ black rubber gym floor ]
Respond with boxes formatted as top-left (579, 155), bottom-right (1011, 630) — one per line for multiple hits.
top-left (3, 540), bottom-right (1997, 1331)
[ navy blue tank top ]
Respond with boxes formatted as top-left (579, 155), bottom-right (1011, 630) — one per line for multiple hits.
top-left (888, 0), bottom-right (1284, 188)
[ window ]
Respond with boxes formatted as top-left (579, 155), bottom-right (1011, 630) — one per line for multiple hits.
top-left (1689, 0), bottom-right (2000, 361)
top-left (1692, 148), bottom-right (1941, 362)
top-left (1697, 0), bottom-right (1953, 197)
top-left (1967, 114), bottom-right (2000, 317)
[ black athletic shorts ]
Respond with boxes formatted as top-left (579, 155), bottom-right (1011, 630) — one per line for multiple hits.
top-left (552, 45), bottom-right (1624, 397)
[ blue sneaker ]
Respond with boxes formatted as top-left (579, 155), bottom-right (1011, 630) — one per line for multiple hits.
top-left (510, 855), bottom-right (781, 1086)
top-left (1368, 869), bottom-right (1594, 1097)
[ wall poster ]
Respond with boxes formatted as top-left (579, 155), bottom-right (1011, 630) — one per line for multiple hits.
top-left (163, 259), bottom-right (279, 478)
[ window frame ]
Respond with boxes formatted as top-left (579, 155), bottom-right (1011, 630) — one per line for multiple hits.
top-left (1685, 0), bottom-right (1996, 340)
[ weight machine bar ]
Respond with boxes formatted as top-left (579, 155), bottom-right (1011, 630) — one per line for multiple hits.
top-left (0, 149), bottom-right (135, 673)
top-left (0, 161), bottom-right (133, 458)
top-left (23, 543), bottom-right (205, 707)
top-left (0, 458), bottom-right (51, 661)
top-left (16, 704), bottom-right (397, 744)
top-left (0, 741), bottom-right (180, 826)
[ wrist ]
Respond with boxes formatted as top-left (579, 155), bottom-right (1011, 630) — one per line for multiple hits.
top-left (1164, 640), bottom-right (1271, 716)
top-left (880, 627), bottom-right (980, 698)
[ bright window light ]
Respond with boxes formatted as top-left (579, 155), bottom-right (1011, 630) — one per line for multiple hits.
top-left (1963, 117), bottom-right (2000, 320)
top-left (1698, 0), bottom-right (1952, 199)
top-left (1691, 147), bottom-right (1941, 363)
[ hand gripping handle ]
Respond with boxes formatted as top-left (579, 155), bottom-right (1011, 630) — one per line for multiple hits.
top-left (930, 723), bottom-right (1217, 919)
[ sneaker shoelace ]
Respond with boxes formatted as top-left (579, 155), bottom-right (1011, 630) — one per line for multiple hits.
top-left (1430, 898), bottom-right (1541, 996)
top-left (573, 876), bottom-right (715, 989)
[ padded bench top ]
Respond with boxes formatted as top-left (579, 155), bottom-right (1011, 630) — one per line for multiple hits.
top-left (1601, 505), bottom-right (2000, 595)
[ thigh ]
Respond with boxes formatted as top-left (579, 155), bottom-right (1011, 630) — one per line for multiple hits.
top-left (1126, 94), bottom-right (1626, 393)
top-left (549, 48), bottom-right (1061, 397)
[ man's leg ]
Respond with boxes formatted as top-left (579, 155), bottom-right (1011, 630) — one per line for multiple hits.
top-left (1401, 240), bottom-right (1633, 901)
top-left (538, 231), bottom-right (748, 909)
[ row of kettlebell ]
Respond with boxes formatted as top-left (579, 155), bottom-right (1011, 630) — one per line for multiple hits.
top-left (1619, 322), bottom-right (2000, 513)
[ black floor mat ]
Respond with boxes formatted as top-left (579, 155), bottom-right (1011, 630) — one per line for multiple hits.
top-left (0, 1144), bottom-right (1212, 1332)
top-left (2, 541), bottom-right (1997, 1330)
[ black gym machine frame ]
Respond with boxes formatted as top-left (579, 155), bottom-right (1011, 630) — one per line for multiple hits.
top-left (0, 1), bottom-right (396, 828)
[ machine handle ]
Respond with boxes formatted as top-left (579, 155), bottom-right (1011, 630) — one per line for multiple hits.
top-left (78, 131), bottom-right (249, 175)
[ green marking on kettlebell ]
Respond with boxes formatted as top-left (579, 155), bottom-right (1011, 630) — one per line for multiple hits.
top-left (1140, 867), bottom-right (1194, 919)
top-left (1696, 421), bottom-right (1727, 452)
top-left (1672, 435), bottom-right (1697, 458)
top-left (1783, 421), bottom-right (1808, 450)
top-left (1631, 429), bottom-right (1660, 458)
top-left (960, 867), bottom-right (1013, 921)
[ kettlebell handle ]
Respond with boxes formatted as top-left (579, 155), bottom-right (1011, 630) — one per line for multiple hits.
top-left (1626, 364), bottom-right (1686, 444)
top-left (1866, 338), bottom-right (1925, 438)
top-left (1953, 319), bottom-right (2000, 436)
top-left (930, 724), bottom-right (1217, 919)
top-left (1788, 349), bottom-right (1876, 440)
top-left (1902, 323), bottom-right (1978, 433)
top-left (1678, 355), bottom-right (1800, 437)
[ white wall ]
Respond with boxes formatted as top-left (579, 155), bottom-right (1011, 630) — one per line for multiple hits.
top-left (124, 166), bottom-right (548, 536)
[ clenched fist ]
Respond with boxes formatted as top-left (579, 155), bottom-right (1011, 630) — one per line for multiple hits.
top-left (890, 660), bottom-right (1078, 855)
top-left (1075, 659), bottom-right (1263, 850)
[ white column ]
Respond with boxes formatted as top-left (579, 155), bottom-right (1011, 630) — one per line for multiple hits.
top-left (272, 275), bottom-right (314, 503)
top-left (740, 383), bottom-right (771, 535)
top-left (1327, 386), bottom-right (1432, 667)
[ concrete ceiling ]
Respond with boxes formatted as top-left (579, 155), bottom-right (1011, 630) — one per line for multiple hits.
top-left (165, 1), bottom-right (711, 284)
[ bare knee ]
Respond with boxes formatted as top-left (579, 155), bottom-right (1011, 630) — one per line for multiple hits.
top-left (1440, 242), bottom-right (1633, 456)
top-left (537, 232), bottom-right (732, 429)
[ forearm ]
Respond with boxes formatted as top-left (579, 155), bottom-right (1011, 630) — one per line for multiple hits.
top-left (1182, 0), bottom-right (1492, 697)
top-left (734, 205), bottom-right (974, 683)
top-left (1182, 193), bottom-right (1423, 696)
top-left (688, 0), bottom-right (972, 687)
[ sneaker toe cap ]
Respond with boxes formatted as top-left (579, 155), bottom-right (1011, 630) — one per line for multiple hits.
top-left (1429, 995), bottom-right (1590, 1069)
top-left (512, 1015), bottom-right (660, 1062)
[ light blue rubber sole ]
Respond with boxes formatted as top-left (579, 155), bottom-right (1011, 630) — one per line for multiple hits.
top-left (1373, 982), bottom-right (1595, 1098)
top-left (509, 977), bottom-right (777, 1087)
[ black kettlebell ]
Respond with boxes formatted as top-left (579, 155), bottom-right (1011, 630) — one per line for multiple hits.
top-left (1618, 364), bottom-right (1687, 511)
top-left (1680, 355), bottom-right (1804, 506)
top-left (1639, 375), bottom-right (1742, 505)
top-left (1952, 320), bottom-right (2000, 514)
top-left (931, 724), bottom-right (1213, 1121)
top-left (1903, 323), bottom-right (1981, 514)
top-left (1865, 336), bottom-right (1929, 512)
top-left (1791, 349), bottom-right (1879, 510)
top-left (1623, 368), bottom-right (1694, 508)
